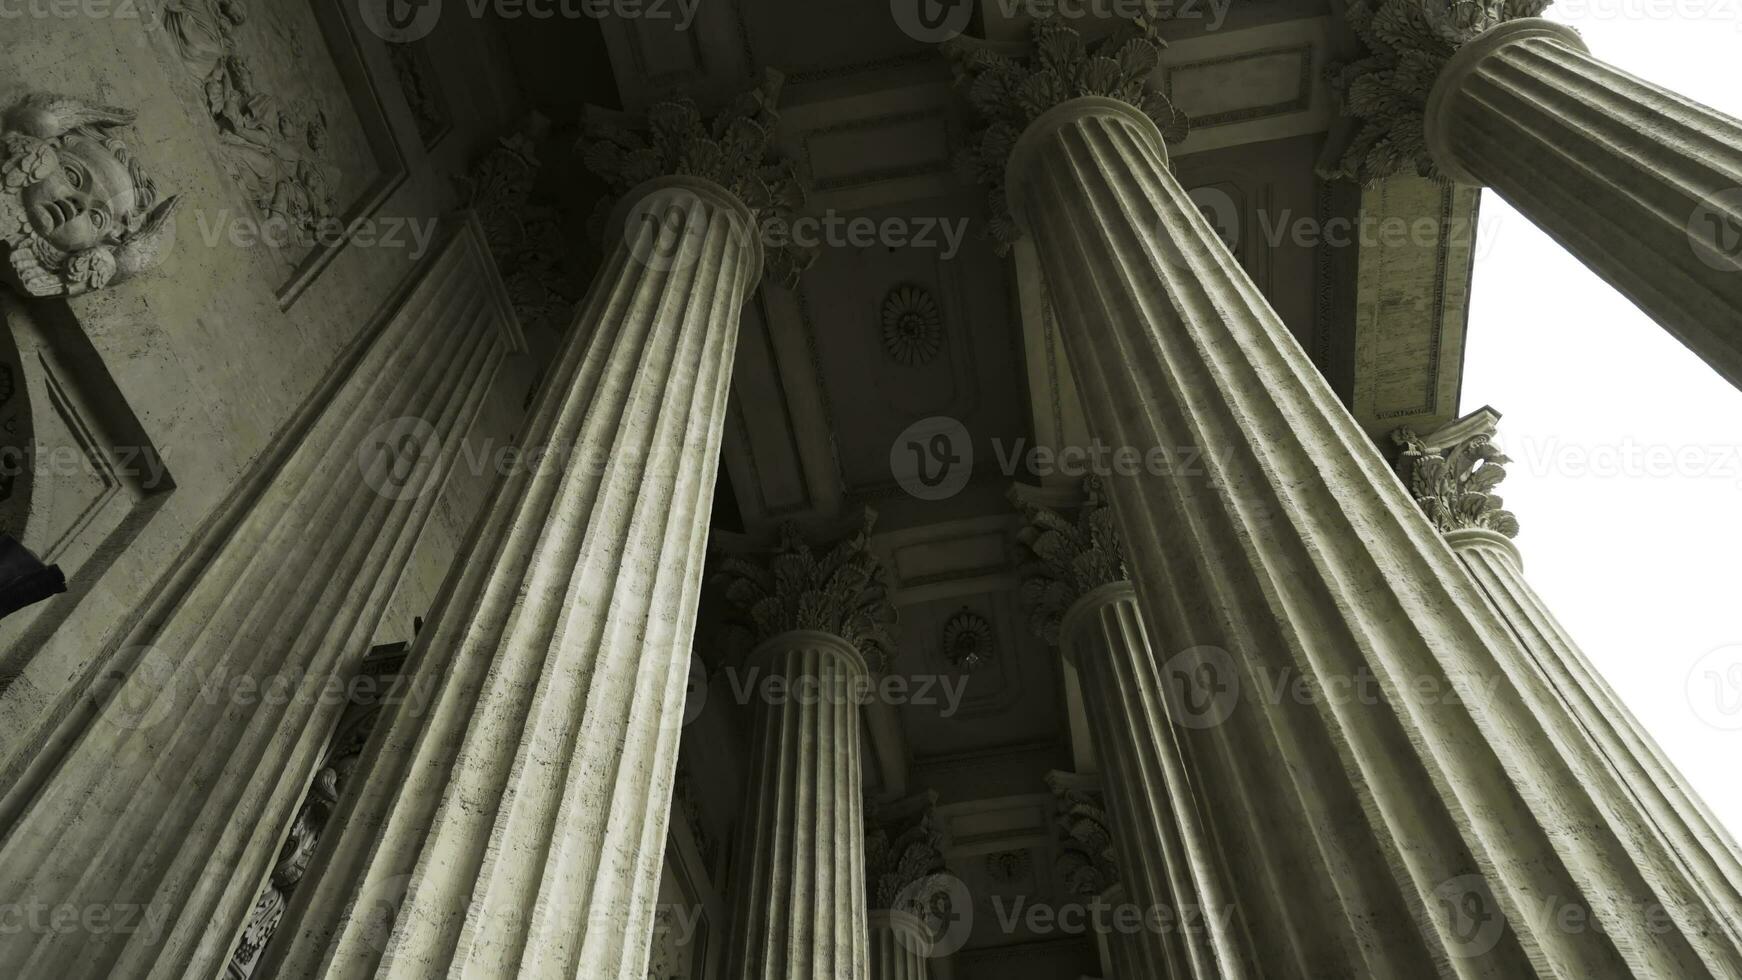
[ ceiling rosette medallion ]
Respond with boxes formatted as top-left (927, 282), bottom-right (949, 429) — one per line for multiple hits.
top-left (880, 283), bottom-right (944, 366)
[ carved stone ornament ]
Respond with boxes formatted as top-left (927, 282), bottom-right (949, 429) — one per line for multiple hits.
top-left (1010, 477), bottom-right (1128, 645)
top-left (942, 11), bottom-right (1189, 250)
top-left (1392, 415), bottom-right (1520, 537)
top-left (1322, 0), bottom-right (1552, 183)
top-left (880, 283), bottom-right (944, 366)
top-left (158, 0), bottom-right (344, 262)
top-left (941, 607), bottom-right (994, 672)
top-left (864, 793), bottom-right (949, 912)
top-left (456, 117), bottom-right (582, 336)
top-left (1045, 771), bottom-right (1120, 896)
top-left (711, 511), bottom-right (897, 672)
top-left (577, 69), bottom-right (814, 287)
top-left (0, 93), bottom-right (179, 297)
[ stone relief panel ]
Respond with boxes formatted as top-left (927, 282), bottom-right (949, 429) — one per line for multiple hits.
top-left (151, 0), bottom-right (407, 302)
top-left (0, 93), bottom-right (180, 298)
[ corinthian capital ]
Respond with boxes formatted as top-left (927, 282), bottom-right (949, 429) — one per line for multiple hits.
top-left (865, 791), bottom-right (949, 912)
top-left (576, 69), bottom-right (814, 286)
top-left (1322, 0), bottom-right (1552, 183)
top-left (942, 14), bottom-right (1188, 249)
top-left (1391, 406), bottom-right (1519, 537)
top-left (1010, 478), bottom-right (1127, 645)
top-left (1045, 770), bottom-right (1120, 896)
top-left (712, 512), bottom-right (897, 671)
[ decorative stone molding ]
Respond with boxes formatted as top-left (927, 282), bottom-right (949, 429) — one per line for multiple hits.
top-left (1391, 406), bottom-right (1519, 538)
top-left (0, 93), bottom-right (179, 297)
top-left (578, 69), bottom-right (813, 287)
top-left (456, 117), bottom-right (581, 336)
top-left (865, 791), bottom-right (949, 912)
top-left (1322, 0), bottom-right (1552, 183)
top-left (1045, 771), bottom-right (1120, 897)
top-left (1010, 478), bottom-right (1127, 645)
top-left (712, 512), bottom-right (897, 672)
top-left (941, 606), bottom-right (994, 671)
top-left (226, 640), bottom-right (410, 979)
top-left (942, 14), bottom-right (1188, 249)
top-left (881, 283), bottom-right (944, 365)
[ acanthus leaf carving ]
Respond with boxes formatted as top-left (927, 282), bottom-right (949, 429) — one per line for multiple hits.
top-left (1322, 0), bottom-right (1554, 183)
top-left (942, 11), bottom-right (1187, 252)
top-left (577, 69), bottom-right (814, 288)
top-left (711, 511), bottom-right (897, 673)
top-left (456, 118), bottom-right (582, 336)
top-left (1392, 414), bottom-right (1520, 537)
top-left (1045, 770), bottom-right (1120, 897)
top-left (1011, 477), bottom-right (1127, 645)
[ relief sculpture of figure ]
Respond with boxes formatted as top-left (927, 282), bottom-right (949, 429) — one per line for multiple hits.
top-left (0, 93), bottom-right (179, 298)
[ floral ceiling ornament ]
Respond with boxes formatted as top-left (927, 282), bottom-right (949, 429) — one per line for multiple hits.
top-left (0, 93), bottom-right (179, 298)
top-left (1392, 423), bottom-right (1520, 537)
top-left (1010, 477), bottom-right (1128, 645)
top-left (941, 607), bottom-right (994, 672)
top-left (577, 69), bottom-right (815, 288)
top-left (942, 9), bottom-right (1189, 251)
top-left (711, 510), bottom-right (897, 672)
top-left (880, 283), bottom-right (944, 366)
top-left (1322, 0), bottom-right (1553, 183)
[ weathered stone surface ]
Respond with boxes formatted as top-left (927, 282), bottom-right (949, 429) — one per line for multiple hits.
top-left (261, 176), bottom-right (760, 979)
top-left (1423, 19), bottom-right (1742, 391)
top-left (0, 220), bottom-right (521, 979)
top-left (974, 89), bottom-right (1742, 975)
top-left (725, 631), bottom-right (872, 980)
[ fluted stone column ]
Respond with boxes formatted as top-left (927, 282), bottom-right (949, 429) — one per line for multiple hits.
top-left (1395, 408), bottom-right (1742, 944)
top-left (952, 17), bottom-right (1742, 976)
top-left (865, 791), bottom-right (949, 980)
top-left (0, 217), bottom-right (523, 979)
top-left (1012, 485), bottom-right (1245, 980)
top-left (260, 77), bottom-right (813, 980)
top-left (714, 518), bottom-right (896, 980)
top-left (1328, 5), bottom-right (1742, 388)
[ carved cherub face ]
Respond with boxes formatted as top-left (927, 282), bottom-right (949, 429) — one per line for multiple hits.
top-left (18, 133), bottom-right (138, 253)
top-left (0, 93), bottom-right (178, 298)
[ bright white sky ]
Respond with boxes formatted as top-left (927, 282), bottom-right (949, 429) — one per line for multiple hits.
top-left (1460, 7), bottom-right (1742, 836)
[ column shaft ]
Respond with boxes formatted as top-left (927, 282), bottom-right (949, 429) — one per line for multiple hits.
top-left (1448, 528), bottom-right (1742, 942)
top-left (727, 631), bottom-right (870, 980)
top-left (262, 177), bottom-right (760, 979)
top-left (1063, 584), bottom-right (1247, 980)
top-left (1009, 95), bottom-right (1742, 976)
top-left (869, 910), bottom-right (930, 980)
top-left (0, 220), bottom-right (521, 979)
top-left (1428, 20), bottom-right (1742, 387)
